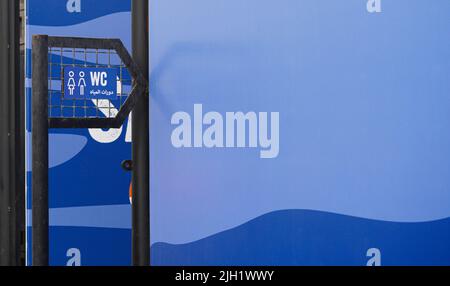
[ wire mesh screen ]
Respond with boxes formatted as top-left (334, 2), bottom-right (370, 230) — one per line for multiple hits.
top-left (47, 46), bottom-right (132, 119)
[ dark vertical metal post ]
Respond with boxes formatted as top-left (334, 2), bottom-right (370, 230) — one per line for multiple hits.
top-left (0, 0), bottom-right (10, 266)
top-left (32, 35), bottom-right (49, 266)
top-left (0, 0), bottom-right (23, 266)
top-left (131, 0), bottom-right (150, 266)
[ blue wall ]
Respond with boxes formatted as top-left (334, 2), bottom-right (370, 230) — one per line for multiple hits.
top-left (149, 0), bottom-right (450, 265)
top-left (26, 0), bottom-right (450, 266)
top-left (26, 0), bottom-right (132, 266)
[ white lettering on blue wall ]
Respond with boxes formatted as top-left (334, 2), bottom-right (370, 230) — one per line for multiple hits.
top-left (88, 100), bottom-right (132, 143)
top-left (66, 248), bottom-right (81, 266)
top-left (66, 0), bottom-right (81, 13)
top-left (367, 0), bottom-right (382, 13)
top-left (366, 248), bottom-right (381, 266)
top-left (171, 104), bottom-right (280, 159)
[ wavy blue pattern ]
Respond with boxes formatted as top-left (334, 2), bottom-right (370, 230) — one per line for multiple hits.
top-left (26, 133), bottom-right (88, 171)
top-left (26, 12), bottom-right (132, 50)
top-left (26, 205), bottom-right (131, 229)
top-left (151, 210), bottom-right (450, 266)
top-left (28, 0), bottom-right (130, 26)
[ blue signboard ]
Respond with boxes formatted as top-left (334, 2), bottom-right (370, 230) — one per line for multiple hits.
top-left (63, 67), bottom-right (118, 100)
top-left (149, 0), bottom-right (450, 266)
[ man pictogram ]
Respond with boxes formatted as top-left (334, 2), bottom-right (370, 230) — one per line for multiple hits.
top-left (78, 71), bottom-right (87, 96)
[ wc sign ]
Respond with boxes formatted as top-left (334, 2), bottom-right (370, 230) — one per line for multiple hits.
top-left (63, 67), bottom-right (118, 99)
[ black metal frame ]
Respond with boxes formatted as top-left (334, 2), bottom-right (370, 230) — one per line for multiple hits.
top-left (31, 35), bottom-right (148, 265)
top-left (45, 36), bottom-right (148, 129)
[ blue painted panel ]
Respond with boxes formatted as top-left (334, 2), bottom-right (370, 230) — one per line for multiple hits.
top-left (26, 0), bottom-right (132, 266)
top-left (149, 0), bottom-right (450, 265)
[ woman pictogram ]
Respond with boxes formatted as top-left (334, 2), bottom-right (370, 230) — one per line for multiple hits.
top-left (67, 71), bottom-right (76, 95)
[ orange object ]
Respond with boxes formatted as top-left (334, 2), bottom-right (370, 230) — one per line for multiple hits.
top-left (129, 183), bottom-right (132, 204)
